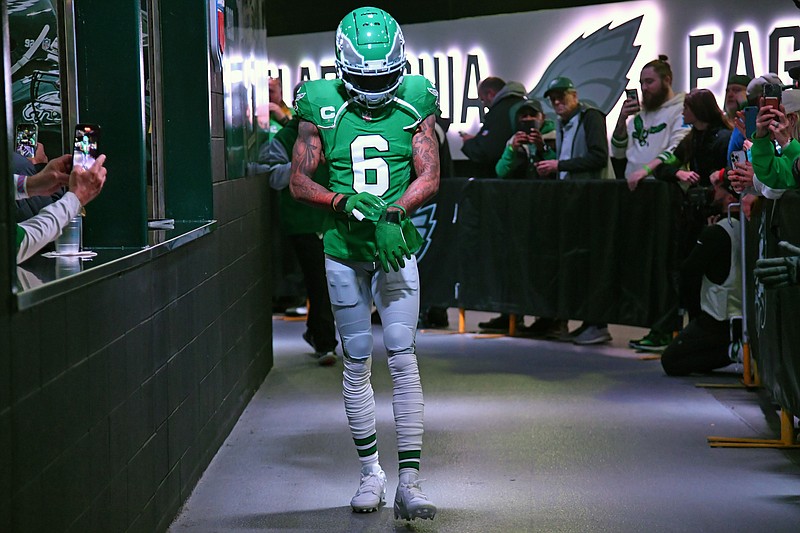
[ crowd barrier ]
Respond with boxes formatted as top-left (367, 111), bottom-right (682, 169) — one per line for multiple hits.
top-left (417, 178), bottom-right (682, 327)
top-left (415, 178), bottom-right (800, 422)
top-left (745, 191), bottom-right (800, 417)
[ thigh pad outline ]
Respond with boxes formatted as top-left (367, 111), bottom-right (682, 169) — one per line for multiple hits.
top-left (382, 259), bottom-right (419, 293)
top-left (326, 268), bottom-right (361, 307)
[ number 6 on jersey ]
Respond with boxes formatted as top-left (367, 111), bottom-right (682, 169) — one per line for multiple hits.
top-left (351, 135), bottom-right (390, 196)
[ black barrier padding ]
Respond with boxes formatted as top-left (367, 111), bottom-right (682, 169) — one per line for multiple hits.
top-left (417, 178), bottom-right (681, 327)
top-left (774, 194), bottom-right (800, 416)
top-left (414, 178), bottom-right (470, 307)
top-left (746, 198), bottom-right (778, 402)
top-left (747, 192), bottom-right (800, 415)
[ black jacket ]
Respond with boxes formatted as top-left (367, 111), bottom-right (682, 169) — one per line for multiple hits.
top-left (461, 82), bottom-right (526, 177)
top-left (555, 103), bottom-right (610, 179)
top-left (653, 125), bottom-right (732, 186)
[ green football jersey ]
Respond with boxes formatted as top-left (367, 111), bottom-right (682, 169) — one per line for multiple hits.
top-left (295, 75), bottom-right (440, 261)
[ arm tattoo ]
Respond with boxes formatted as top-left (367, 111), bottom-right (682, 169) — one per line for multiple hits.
top-left (396, 114), bottom-right (440, 214)
top-left (289, 119), bottom-right (336, 209)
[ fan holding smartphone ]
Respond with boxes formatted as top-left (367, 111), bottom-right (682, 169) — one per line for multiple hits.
top-left (625, 88), bottom-right (640, 112)
top-left (72, 124), bottom-right (101, 170)
top-left (753, 84), bottom-right (794, 146)
top-left (494, 99), bottom-right (556, 180)
top-left (749, 86), bottom-right (800, 191)
top-left (15, 146), bottom-right (109, 264)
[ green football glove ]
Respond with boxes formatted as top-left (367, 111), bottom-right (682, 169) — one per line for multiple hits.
top-left (375, 211), bottom-right (412, 273)
top-left (754, 240), bottom-right (800, 289)
top-left (400, 217), bottom-right (424, 254)
top-left (344, 192), bottom-right (386, 222)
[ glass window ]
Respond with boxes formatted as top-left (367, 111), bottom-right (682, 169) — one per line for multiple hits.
top-left (9, 1), bottom-right (63, 167)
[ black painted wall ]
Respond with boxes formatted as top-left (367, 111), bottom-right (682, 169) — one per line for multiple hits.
top-left (266, 0), bottom-right (623, 36)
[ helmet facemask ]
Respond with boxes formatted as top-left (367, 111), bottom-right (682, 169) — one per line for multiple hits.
top-left (335, 7), bottom-right (406, 109)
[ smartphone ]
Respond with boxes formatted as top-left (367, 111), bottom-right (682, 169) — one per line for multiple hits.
top-left (15, 123), bottom-right (38, 158)
top-left (762, 83), bottom-right (782, 110)
top-left (730, 150), bottom-right (747, 166)
top-left (625, 88), bottom-right (639, 108)
top-left (743, 106), bottom-right (758, 139)
top-left (72, 123), bottom-right (101, 170)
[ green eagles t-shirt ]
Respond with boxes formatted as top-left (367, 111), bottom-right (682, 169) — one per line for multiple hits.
top-left (295, 75), bottom-right (440, 261)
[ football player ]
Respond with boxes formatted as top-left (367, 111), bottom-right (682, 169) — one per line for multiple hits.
top-left (289, 6), bottom-right (440, 521)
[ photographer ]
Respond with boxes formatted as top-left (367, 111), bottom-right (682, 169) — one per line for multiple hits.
top-left (494, 99), bottom-right (556, 179)
top-left (749, 88), bottom-right (800, 190)
top-left (661, 184), bottom-right (741, 376)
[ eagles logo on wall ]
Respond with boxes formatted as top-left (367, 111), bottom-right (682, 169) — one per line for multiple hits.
top-left (527, 16), bottom-right (642, 116)
top-left (410, 16), bottom-right (645, 261)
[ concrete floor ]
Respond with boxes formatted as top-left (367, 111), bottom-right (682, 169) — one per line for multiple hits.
top-left (169, 311), bottom-right (800, 532)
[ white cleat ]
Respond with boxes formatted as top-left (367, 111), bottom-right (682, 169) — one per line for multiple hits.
top-left (350, 469), bottom-right (386, 513)
top-left (393, 481), bottom-right (436, 521)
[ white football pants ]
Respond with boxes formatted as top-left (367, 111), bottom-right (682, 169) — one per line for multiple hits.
top-left (325, 255), bottom-right (424, 471)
